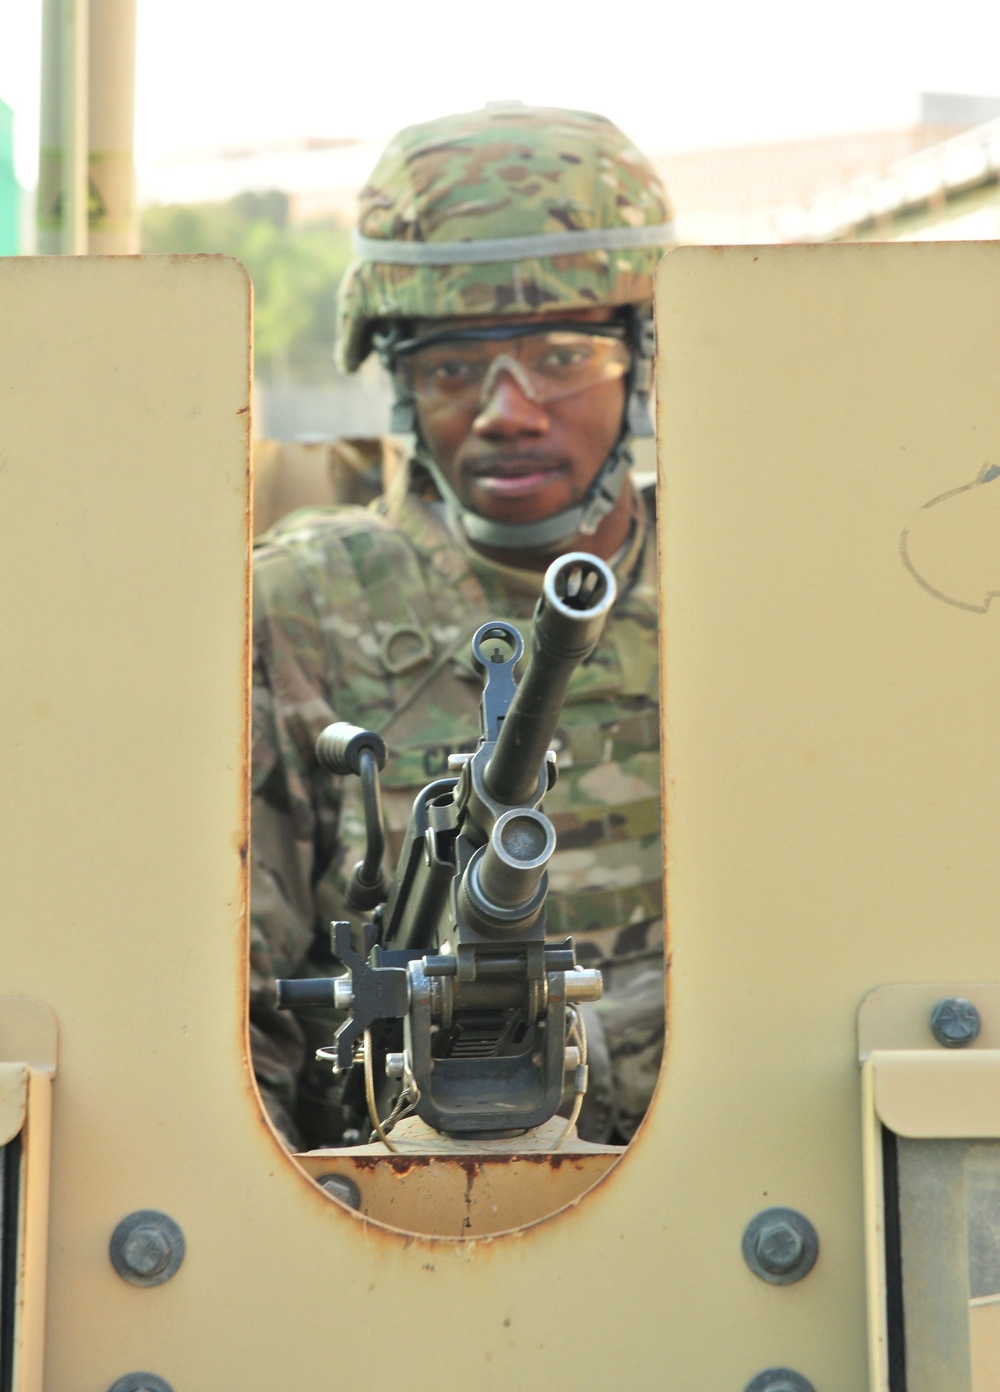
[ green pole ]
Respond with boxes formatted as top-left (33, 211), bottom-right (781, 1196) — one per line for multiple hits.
top-left (0, 99), bottom-right (19, 255)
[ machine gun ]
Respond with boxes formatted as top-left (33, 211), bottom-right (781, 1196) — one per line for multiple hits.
top-left (276, 552), bottom-right (615, 1141)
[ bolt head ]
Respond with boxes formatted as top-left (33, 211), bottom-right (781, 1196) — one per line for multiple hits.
top-left (120, 1226), bottom-right (171, 1278)
top-left (317, 1173), bottom-right (362, 1210)
top-left (743, 1370), bottom-right (815, 1392)
top-left (107, 1375), bottom-right (175, 1392)
top-left (109, 1210), bottom-right (185, 1287)
top-left (742, 1206), bottom-right (818, 1285)
top-left (931, 996), bottom-right (981, 1048)
top-left (746, 1369), bottom-right (813, 1392)
top-left (755, 1220), bottom-right (804, 1275)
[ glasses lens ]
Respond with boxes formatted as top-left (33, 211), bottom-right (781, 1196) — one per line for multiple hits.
top-left (519, 333), bottom-right (629, 397)
top-left (402, 331), bottom-right (630, 410)
top-left (404, 341), bottom-right (492, 405)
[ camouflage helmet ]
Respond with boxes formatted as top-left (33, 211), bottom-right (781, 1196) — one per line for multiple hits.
top-left (336, 103), bottom-right (676, 371)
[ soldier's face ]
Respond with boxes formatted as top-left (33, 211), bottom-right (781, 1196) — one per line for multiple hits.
top-left (409, 308), bottom-right (628, 535)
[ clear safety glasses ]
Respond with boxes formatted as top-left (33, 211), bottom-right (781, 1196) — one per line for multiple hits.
top-left (394, 324), bottom-right (632, 414)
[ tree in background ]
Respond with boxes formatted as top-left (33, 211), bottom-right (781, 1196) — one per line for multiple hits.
top-left (142, 191), bottom-right (352, 376)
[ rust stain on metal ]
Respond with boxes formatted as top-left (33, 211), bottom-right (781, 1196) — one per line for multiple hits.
top-left (348, 1155), bottom-right (429, 1176)
top-left (267, 964), bottom-right (663, 1245)
top-left (282, 1144), bottom-right (630, 1250)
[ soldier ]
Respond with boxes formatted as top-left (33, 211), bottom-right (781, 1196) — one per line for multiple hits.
top-left (251, 103), bottom-right (675, 1149)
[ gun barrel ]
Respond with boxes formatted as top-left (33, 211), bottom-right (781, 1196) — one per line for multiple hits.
top-left (484, 553), bottom-right (616, 806)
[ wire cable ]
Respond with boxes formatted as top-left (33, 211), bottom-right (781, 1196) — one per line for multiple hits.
top-left (553, 1004), bottom-right (589, 1151)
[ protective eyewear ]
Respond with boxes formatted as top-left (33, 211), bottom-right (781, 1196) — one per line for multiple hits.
top-left (394, 324), bottom-right (631, 413)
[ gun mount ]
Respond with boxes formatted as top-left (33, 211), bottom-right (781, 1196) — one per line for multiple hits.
top-left (277, 552), bottom-right (615, 1140)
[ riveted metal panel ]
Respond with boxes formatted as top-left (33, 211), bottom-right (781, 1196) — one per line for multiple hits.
top-left (658, 243), bottom-right (1000, 1388)
top-left (3, 246), bottom-right (999, 1388)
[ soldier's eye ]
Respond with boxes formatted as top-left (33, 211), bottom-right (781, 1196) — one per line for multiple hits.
top-left (419, 355), bottom-right (483, 392)
top-left (536, 345), bottom-right (592, 374)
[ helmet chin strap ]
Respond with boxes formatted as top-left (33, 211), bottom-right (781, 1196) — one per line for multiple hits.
top-left (411, 432), bottom-right (635, 553)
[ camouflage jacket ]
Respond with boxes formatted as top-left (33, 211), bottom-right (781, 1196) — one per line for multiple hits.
top-left (250, 476), bottom-right (663, 1147)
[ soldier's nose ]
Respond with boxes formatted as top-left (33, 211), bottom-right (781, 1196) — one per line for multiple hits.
top-left (472, 374), bottom-right (550, 438)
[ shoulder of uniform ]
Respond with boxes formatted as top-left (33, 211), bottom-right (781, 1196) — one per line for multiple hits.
top-left (255, 503), bottom-right (395, 556)
top-left (253, 504), bottom-right (426, 586)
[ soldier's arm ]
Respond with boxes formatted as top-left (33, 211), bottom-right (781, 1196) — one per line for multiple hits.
top-left (249, 546), bottom-right (341, 1146)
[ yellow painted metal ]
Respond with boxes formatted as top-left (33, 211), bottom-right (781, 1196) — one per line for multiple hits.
top-left (861, 1062), bottom-right (890, 1392)
top-left (859, 986), bottom-right (1000, 1383)
top-left (860, 984), bottom-right (1000, 1058)
top-left (0, 252), bottom-right (680, 1390)
top-left (0, 999), bottom-right (58, 1075)
top-left (0, 1001), bottom-right (57, 1390)
top-left (970, 1295), bottom-right (1000, 1387)
top-left (294, 1149), bottom-right (618, 1237)
top-left (2, 245), bottom-right (1000, 1387)
top-left (860, 986), bottom-right (1000, 1137)
top-left (18, 1069), bottom-right (54, 1392)
top-left (657, 243), bottom-right (1000, 1388)
top-left (872, 1052), bottom-right (1000, 1138)
top-left (295, 1117), bottom-right (621, 1236)
top-left (0, 1065), bottom-right (28, 1149)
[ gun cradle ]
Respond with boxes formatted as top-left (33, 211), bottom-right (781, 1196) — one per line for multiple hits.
top-left (277, 553), bottom-right (613, 1141)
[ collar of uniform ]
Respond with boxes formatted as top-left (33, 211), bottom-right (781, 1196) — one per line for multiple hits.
top-left (450, 481), bottom-right (650, 604)
top-left (375, 461), bottom-right (656, 660)
top-left (376, 468), bottom-right (485, 595)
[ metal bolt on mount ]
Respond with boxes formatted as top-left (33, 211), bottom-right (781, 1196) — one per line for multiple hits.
top-left (564, 969), bottom-right (603, 1003)
top-left (930, 995), bottom-right (981, 1048)
top-left (316, 1173), bottom-right (362, 1210)
top-left (109, 1210), bottom-right (185, 1288)
top-left (743, 1370), bottom-right (815, 1392)
top-left (742, 1207), bottom-right (818, 1285)
top-left (107, 1374), bottom-right (175, 1392)
top-left (332, 977), bottom-right (354, 1012)
top-left (757, 1220), bottom-right (803, 1273)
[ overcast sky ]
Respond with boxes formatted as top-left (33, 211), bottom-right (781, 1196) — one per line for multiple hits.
top-left (3, 0), bottom-right (1000, 188)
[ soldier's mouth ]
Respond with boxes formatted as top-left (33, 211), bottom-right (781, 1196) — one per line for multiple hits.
top-left (466, 456), bottom-right (568, 498)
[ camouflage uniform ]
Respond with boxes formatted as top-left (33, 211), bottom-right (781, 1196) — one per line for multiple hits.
top-left (251, 469), bottom-right (663, 1147)
top-left (251, 104), bottom-right (674, 1148)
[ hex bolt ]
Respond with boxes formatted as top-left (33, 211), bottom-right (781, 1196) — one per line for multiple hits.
top-left (930, 996), bottom-right (981, 1048)
top-left (109, 1211), bottom-right (185, 1288)
top-left (742, 1207), bottom-right (818, 1286)
top-left (755, 1220), bottom-right (804, 1276)
top-left (743, 1371), bottom-right (815, 1392)
top-left (316, 1173), bottom-right (362, 1210)
top-left (120, 1225), bottom-right (171, 1280)
top-left (107, 1373), bottom-right (175, 1392)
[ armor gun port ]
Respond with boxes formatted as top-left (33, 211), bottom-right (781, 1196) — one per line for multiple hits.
top-left (277, 553), bottom-right (615, 1139)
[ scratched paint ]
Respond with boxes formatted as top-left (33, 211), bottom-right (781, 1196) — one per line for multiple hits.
top-left (900, 465), bottom-right (1000, 612)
